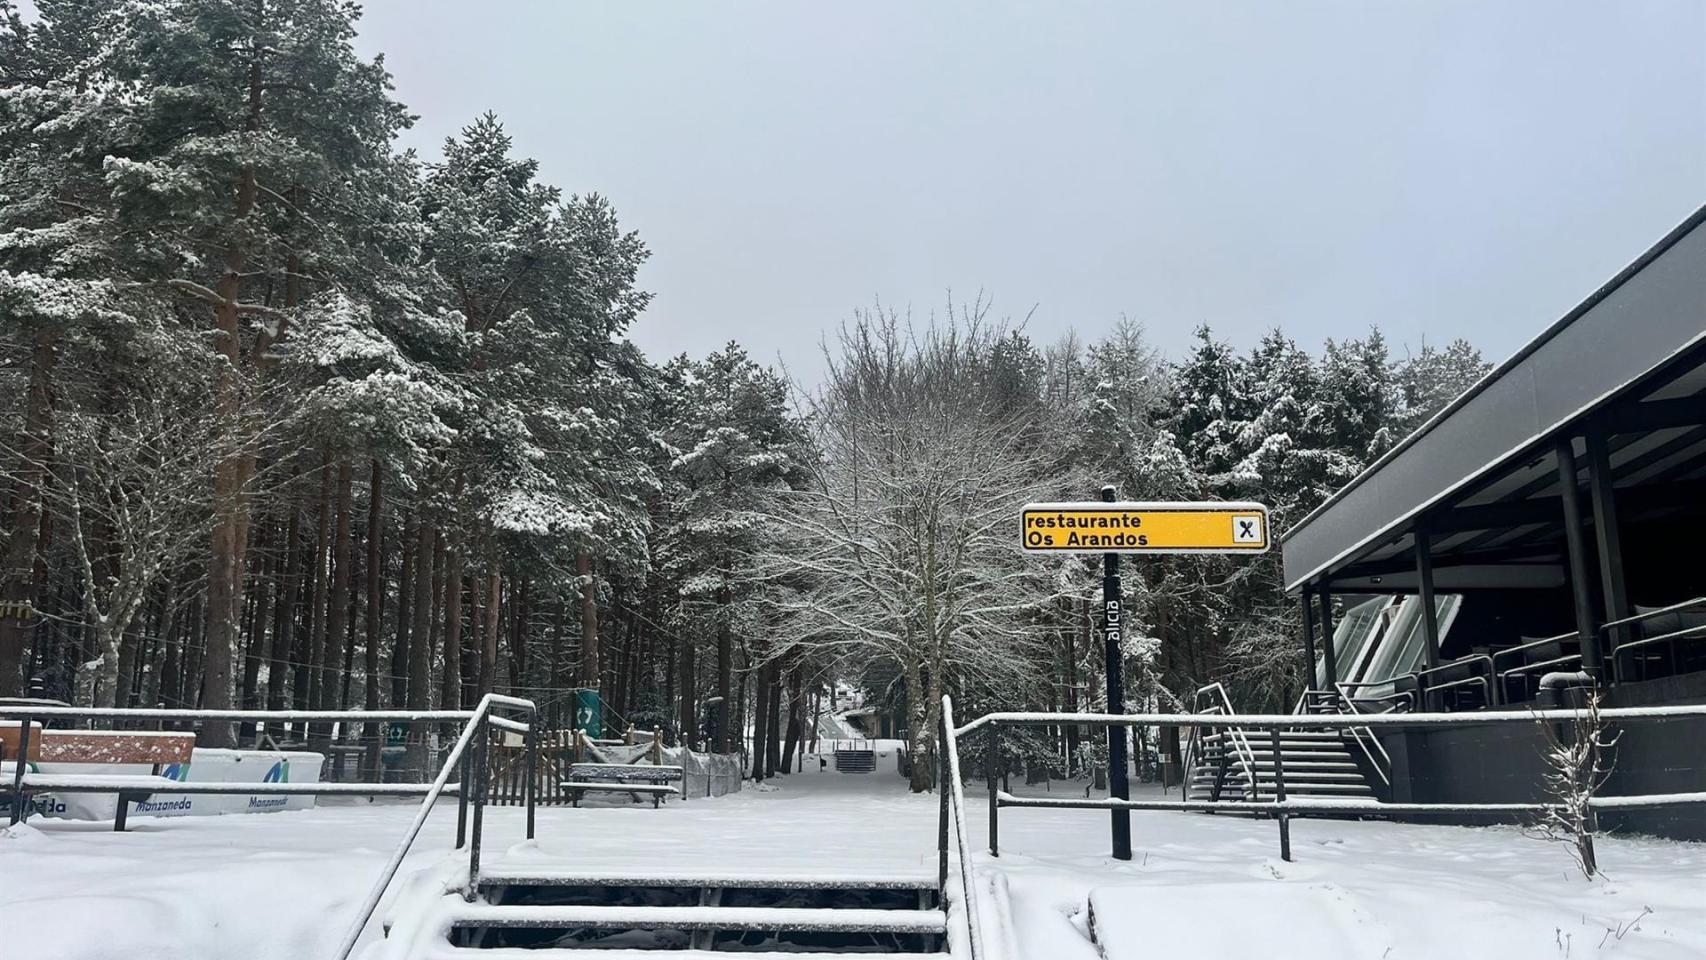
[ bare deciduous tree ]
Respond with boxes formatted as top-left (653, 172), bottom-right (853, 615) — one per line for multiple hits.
top-left (1529, 690), bottom-right (1621, 877)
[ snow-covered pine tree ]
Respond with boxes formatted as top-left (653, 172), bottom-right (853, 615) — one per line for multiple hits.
top-left (90, 0), bottom-right (412, 744)
top-left (661, 343), bottom-right (807, 754)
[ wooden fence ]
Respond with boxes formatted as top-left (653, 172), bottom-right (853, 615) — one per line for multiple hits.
top-left (488, 726), bottom-right (664, 806)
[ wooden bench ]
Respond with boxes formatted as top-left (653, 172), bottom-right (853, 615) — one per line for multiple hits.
top-left (2, 724), bottom-right (196, 830)
top-left (561, 763), bottom-right (683, 808)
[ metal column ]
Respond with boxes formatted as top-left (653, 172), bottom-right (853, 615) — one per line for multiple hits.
top-left (1416, 526), bottom-right (1442, 671)
top-left (1585, 427), bottom-right (1630, 669)
top-left (1301, 592), bottom-right (1319, 693)
top-left (1318, 589), bottom-right (1339, 688)
top-left (1555, 438), bottom-right (1603, 678)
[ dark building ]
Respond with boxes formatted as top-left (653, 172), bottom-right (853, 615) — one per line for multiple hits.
top-left (1273, 204), bottom-right (1706, 839)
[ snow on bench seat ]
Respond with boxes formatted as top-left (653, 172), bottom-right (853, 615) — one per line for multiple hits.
top-left (437, 903), bottom-right (948, 934)
top-left (566, 763), bottom-right (684, 782)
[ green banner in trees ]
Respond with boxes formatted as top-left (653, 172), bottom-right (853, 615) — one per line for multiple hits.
top-left (575, 689), bottom-right (603, 739)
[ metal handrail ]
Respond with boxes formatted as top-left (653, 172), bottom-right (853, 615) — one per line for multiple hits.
top-left (1490, 632), bottom-right (1578, 672)
top-left (939, 696), bottom-right (986, 960)
top-left (966, 704), bottom-right (1706, 866)
top-left (1601, 596), bottom-right (1706, 632)
top-left (1323, 684), bottom-right (1392, 786)
top-left (332, 693), bottom-right (536, 960)
top-left (1193, 684), bottom-right (1259, 797)
top-left (1413, 654), bottom-right (1496, 709)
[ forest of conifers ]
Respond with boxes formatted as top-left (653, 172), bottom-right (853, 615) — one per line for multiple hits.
top-left (0, 1), bottom-right (1493, 790)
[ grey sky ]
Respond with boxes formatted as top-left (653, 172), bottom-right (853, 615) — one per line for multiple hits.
top-left (40, 1), bottom-right (1706, 373)
top-left (345, 1), bottom-right (1703, 376)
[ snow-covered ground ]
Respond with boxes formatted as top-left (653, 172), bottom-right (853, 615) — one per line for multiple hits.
top-left (3, 767), bottom-right (1703, 959)
top-left (0, 759), bottom-right (935, 960)
top-left (995, 781), bottom-right (1706, 960)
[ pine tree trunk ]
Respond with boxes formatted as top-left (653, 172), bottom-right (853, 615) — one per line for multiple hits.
top-left (391, 513), bottom-right (416, 708)
top-left (406, 518), bottom-right (434, 777)
top-left (158, 581), bottom-right (184, 708)
top-left (716, 585), bottom-right (732, 754)
top-left (363, 460), bottom-right (384, 777)
top-left (238, 522), bottom-right (276, 740)
top-left (316, 459), bottom-right (352, 749)
top-left (780, 664), bottom-right (803, 773)
top-left (440, 547), bottom-right (463, 711)
top-left (765, 665), bottom-right (783, 778)
top-left (269, 508), bottom-right (300, 714)
top-left (305, 454), bottom-right (333, 742)
top-left (509, 576), bottom-right (529, 691)
top-left (460, 576), bottom-right (479, 707)
top-left (577, 554), bottom-right (598, 691)
top-left (751, 663), bottom-right (770, 781)
top-left (428, 531), bottom-right (444, 696)
top-left (678, 636), bottom-right (696, 751)
top-left (0, 329), bottom-right (56, 698)
top-left (480, 569), bottom-right (500, 697)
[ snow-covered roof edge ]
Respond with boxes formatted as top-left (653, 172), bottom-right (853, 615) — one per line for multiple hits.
top-left (1280, 202), bottom-right (1706, 592)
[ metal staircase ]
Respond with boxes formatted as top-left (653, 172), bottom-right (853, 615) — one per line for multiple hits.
top-left (1184, 684), bottom-right (1387, 806)
top-left (397, 872), bottom-right (945, 957)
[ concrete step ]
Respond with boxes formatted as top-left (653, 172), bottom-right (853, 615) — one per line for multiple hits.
top-left (443, 903), bottom-right (947, 935)
top-left (428, 950), bottom-right (944, 960)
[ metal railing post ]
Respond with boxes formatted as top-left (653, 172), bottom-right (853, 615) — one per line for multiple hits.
top-left (9, 713), bottom-right (31, 825)
top-left (455, 735), bottom-right (472, 849)
top-left (524, 708), bottom-right (538, 841)
top-left (987, 723), bottom-right (1000, 857)
top-left (938, 712), bottom-right (949, 891)
top-left (467, 713), bottom-right (490, 899)
top-left (1270, 728), bottom-right (1291, 862)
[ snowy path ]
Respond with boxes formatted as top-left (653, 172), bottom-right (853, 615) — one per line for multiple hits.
top-left (988, 781), bottom-right (1706, 960)
top-left (0, 761), bottom-right (936, 960)
top-left (6, 764), bottom-right (1706, 960)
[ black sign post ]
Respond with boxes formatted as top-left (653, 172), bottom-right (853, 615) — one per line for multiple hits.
top-left (1099, 484), bottom-right (1132, 860)
top-left (1020, 491), bottom-right (1270, 863)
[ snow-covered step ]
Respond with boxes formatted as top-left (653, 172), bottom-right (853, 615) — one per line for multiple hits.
top-left (426, 949), bottom-right (942, 960)
top-left (441, 903), bottom-right (947, 935)
top-left (476, 871), bottom-right (935, 891)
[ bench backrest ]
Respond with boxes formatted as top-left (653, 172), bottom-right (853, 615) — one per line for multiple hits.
top-left (0, 721), bottom-right (43, 761)
top-left (568, 762), bottom-right (683, 782)
top-left (0, 726), bottom-right (194, 765)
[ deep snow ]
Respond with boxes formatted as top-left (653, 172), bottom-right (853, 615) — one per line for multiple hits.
top-left (2, 762), bottom-right (1703, 959)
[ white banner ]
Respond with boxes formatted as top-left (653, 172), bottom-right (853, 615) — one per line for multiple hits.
top-left (29, 748), bottom-right (325, 821)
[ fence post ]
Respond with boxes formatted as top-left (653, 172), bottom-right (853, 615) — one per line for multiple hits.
top-left (987, 724), bottom-right (1000, 857)
top-left (524, 711), bottom-right (538, 841)
top-left (1270, 728), bottom-right (1291, 862)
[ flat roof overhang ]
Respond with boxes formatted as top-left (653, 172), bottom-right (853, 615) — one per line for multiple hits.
top-left (1282, 205), bottom-right (1706, 594)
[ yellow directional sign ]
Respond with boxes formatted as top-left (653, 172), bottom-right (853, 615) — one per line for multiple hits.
top-left (1021, 501), bottom-right (1270, 554)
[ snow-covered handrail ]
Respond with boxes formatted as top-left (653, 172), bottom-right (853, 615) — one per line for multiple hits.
top-left (954, 703), bottom-right (1706, 738)
top-left (0, 706), bottom-right (479, 721)
top-left (998, 790), bottom-right (1706, 814)
top-left (940, 695), bottom-right (988, 960)
top-left (331, 692), bottom-right (536, 960)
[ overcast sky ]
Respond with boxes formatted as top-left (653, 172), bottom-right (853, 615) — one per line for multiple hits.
top-left (38, 1), bottom-right (1706, 374)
